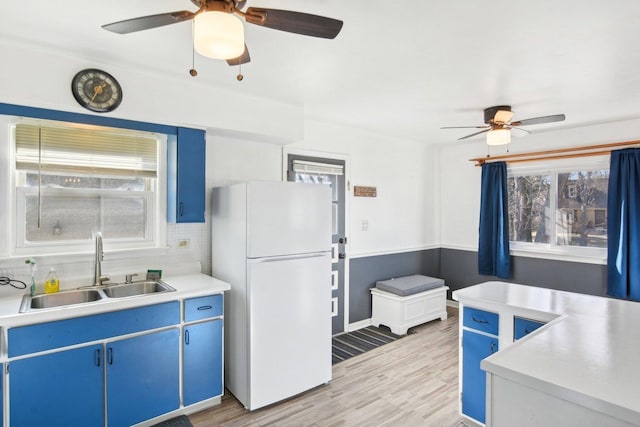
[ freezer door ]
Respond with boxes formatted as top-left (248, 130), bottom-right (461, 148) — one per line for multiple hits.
top-left (247, 181), bottom-right (331, 258)
top-left (247, 253), bottom-right (332, 410)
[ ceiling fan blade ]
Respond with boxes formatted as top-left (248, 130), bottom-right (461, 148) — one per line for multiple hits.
top-left (244, 8), bottom-right (343, 39)
top-left (458, 128), bottom-right (492, 140)
top-left (494, 110), bottom-right (514, 123)
top-left (102, 11), bottom-right (195, 34)
top-left (227, 44), bottom-right (251, 66)
top-left (441, 126), bottom-right (490, 129)
top-left (510, 114), bottom-right (566, 127)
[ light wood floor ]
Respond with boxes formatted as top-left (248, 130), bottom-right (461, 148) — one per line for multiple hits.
top-left (190, 306), bottom-right (463, 427)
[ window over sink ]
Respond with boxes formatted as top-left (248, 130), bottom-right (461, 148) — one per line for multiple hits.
top-left (11, 119), bottom-right (166, 255)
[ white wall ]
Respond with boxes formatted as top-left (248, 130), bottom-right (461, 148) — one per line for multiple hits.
top-left (0, 39), bottom-right (304, 142)
top-left (438, 117), bottom-right (640, 251)
top-left (0, 39), bottom-right (438, 296)
top-left (292, 120), bottom-right (439, 257)
top-left (201, 120), bottom-right (438, 274)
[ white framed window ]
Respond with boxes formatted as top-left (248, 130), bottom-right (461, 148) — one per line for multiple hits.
top-left (507, 157), bottom-right (609, 259)
top-left (11, 119), bottom-right (166, 255)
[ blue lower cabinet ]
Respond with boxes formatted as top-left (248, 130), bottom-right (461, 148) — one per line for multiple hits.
top-left (462, 329), bottom-right (499, 424)
top-left (514, 317), bottom-right (546, 340)
top-left (10, 344), bottom-right (104, 426)
top-left (183, 319), bottom-right (223, 406)
top-left (106, 328), bottom-right (180, 427)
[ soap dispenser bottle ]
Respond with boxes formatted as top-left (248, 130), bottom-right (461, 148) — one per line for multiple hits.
top-left (45, 267), bottom-right (60, 294)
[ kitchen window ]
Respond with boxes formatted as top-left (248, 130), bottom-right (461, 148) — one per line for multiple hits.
top-left (507, 158), bottom-right (609, 257)
top-left (12, 120), bottom-right (165, 254)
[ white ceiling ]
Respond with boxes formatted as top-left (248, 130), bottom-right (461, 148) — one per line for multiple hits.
top-left (3, 0), bottom-right (640, 143)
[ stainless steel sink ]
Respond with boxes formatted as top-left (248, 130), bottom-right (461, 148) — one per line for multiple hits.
top-left (102, 280), bottom-right (175, 298)
top-left (20, 289), bottom-right (103, 313)
top-left (19, 280), bottom-right (175, 313)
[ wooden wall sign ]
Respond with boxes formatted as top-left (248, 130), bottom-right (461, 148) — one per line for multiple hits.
top-left (354, 186), bottom-right (377, 197)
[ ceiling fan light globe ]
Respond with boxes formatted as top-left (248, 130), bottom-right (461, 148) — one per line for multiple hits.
top-left (194, 11), bottom-right (245, 60)
top-left (486, 129), bottom-right (511, 146)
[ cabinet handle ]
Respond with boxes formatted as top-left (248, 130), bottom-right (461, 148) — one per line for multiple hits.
top-left (490, 342), bottom-right (497, 354)
top-left (107, 347), bottom-right (113, 365)
top-left (95, 349), bottom-right (101, 367)
top-left (525, 328), bottom-right (533, 334)
top-left (185, 329), bottom-right (190, 345)
top-left (472, 316), bottom-right (489, 324)
top-left (179, 202), bottom-right (184, 217)
top-left (197, 305), bottom-right (212, 311)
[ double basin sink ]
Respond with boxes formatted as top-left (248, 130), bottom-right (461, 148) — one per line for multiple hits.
top-left (19, 280), bottom-right (175, 313)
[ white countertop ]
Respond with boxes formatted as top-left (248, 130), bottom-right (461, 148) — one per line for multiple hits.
top-left (453, 281), bottom-right (640, 425)
top-left (0, 273), bottom-right (230, 329)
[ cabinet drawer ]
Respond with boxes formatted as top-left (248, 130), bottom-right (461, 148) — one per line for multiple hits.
top-left (8, 301), bottom-right (180, 357)
top-left (184, 294), bottom-right (223, 322)
top-left (514, 316), bottom-right (545, 340)
top-left (463, 306), bottom-right (499, 336)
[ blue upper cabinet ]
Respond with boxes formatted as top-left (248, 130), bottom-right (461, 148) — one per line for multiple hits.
top-left (168, 127), bottom-right (206, 223)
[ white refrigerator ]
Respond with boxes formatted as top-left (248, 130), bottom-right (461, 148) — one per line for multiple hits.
top-left (211, 181), bottom-right (332, 410)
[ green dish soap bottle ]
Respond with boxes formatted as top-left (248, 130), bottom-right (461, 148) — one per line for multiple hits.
top-left (45, 267), bottom-right (60, 294)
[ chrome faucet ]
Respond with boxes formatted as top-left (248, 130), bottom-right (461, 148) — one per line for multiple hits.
top-left (93, 232), bottom-right (110, 286)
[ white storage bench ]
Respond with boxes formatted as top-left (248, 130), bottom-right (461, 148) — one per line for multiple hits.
top-left (370, 275), bottom-right (448, 335)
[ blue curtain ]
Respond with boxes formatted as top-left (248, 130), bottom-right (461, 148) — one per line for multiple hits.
top-left (478, 162), bottom-right (511, 279)
top-left (607, 148), bottom-right (640, 300)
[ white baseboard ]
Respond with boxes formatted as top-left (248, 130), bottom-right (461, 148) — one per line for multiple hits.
top-left (446, 299), bottom-right (459, 308)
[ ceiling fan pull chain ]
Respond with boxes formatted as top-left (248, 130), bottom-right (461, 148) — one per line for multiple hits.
top-left (189, 20), bottom-right (198, 77)
top-left (237, 61), bottom-right (244, 81)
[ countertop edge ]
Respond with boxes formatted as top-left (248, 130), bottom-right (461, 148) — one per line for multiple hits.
top-left (0, 273), bottom-right (230, 328)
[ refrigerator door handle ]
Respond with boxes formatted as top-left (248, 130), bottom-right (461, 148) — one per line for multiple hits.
top-left (248, 253), bottom-right (329, 263)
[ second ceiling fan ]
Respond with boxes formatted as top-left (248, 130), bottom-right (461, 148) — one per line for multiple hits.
top-left (442, 106), bottom-right (566, 145)
top-left (102, 0), bottom-right (343, 67)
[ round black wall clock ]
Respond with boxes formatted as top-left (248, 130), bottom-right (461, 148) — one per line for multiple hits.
top-left (71, 68), bottom-right (123, 113)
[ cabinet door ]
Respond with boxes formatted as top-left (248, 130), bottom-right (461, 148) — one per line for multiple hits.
top-left (514, 317), bottom-right (545, 340)
top-left (183, 319), bottom-right (223, 406)
top-left (10, 344), bottom-right (103, 426)
top-left (462, 329), bottom-right (498, 424)
top-left (106, 328), bottom-right (180, 427)
top-left (168, 127), bottom-right (205, 223)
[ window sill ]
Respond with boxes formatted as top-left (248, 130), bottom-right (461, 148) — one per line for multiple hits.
top-left (510, 246), bottom-right (606, 265)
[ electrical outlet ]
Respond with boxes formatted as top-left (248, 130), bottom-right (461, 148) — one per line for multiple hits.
top-left (177, 239), bottom-right (190, 248)
top-left (361, 220), bottom-right (369, 231)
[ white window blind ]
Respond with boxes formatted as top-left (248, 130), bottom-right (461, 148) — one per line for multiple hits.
top-left (15, 122), bottom-right (158, 177)
top-left (293, 160), bottom-right (344, 176)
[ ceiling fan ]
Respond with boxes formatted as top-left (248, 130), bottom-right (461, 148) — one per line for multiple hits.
top-left (102, 0), bottom-right (343, 69)
top-left (441, 106), bottom-right (566, 145)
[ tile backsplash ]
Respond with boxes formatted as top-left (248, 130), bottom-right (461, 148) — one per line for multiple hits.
top-left (0, 221), bottom-right (207, 299)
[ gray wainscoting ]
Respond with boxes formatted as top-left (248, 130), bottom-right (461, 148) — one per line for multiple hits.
top-left (349, 249), bottom-right (440, 323)
top-left (348, 248), bottom-right (608, 325)
top-left (440, 248), bottom-right (607, 297)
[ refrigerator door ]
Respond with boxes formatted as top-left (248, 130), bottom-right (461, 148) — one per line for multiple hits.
top-left (247, 252), bottom-right (332, 410)
top-left (246, 181), bottom-right (331, 258)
